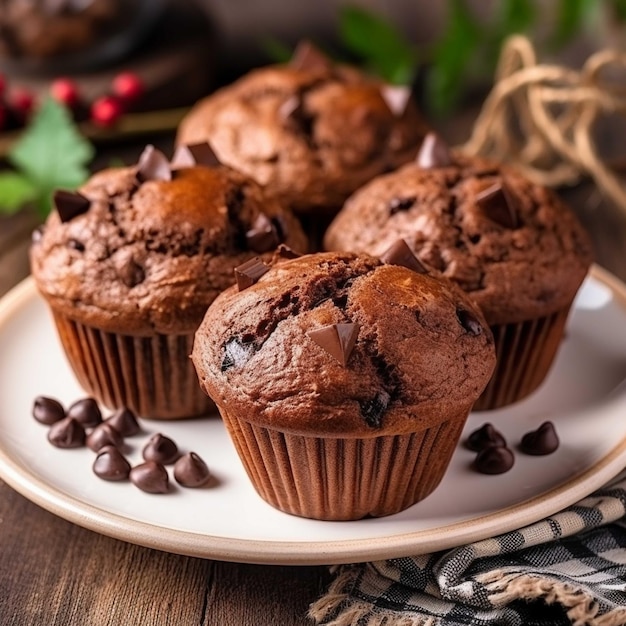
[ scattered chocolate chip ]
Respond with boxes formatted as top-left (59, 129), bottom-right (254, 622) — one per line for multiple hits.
top-left (171, 142), bottom-right (220, 169)
top-left (520, 421), bottom-right (559, 455)
top-left (466, 423), bottom-right (506, 452)
top-left (142, 433), bottom-right (179, 465)
top-left (380, 239), bottom-right (428, 274)
top-left (359, 391), bottom-right (391, 428)
top-left (130, 461), bottom-right (169, 494)
top-left (87, 423), bottom-right (124, 452)
top-left (136, 144), bottom-right (172, 183)
top-left (245, 214), bottom-right (280, 253)
top-left (221, 337), bottom-right (256, 371)
top-left (474, 445), bottom-right (515, 474)
top-left (475, 182), bottom-right (519, 229)
top-left (389, 196), bottom-right (416, 214)
top-left (307, 322), bottom-right (360, 367)
top-left (289, 40), bottom-right (332, 72)
top-left (380, 85), bottom-right (411, 116)
top-left (416, 132), bottom-right (453, 169)
top-left (93, 445), bottom-right (131, 481)
top-left (32, 395), bottom-right (65, 425)
top-left (105, 407), bottom-right (140, 437)
top-left (234, 257), bottom-right (270, 291)
top-left (47, 417), bottom-right (86, 448)
top-left (67, 398), bottom-right (102, 428)
top-left (53, 189), bottom-right (91, 223)
top-left (174, 452), bottom-right (211, 488)
top-left (456, 308), bottom-right (483, 336)
top-left (67, 238), bottom-right (85, 252)
top-left (118, 257), bottom-right (145, 288)
top-left (275, 244), bottom-right (301, 260)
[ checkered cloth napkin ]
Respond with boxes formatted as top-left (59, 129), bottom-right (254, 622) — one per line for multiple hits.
top-left (310, 471), bottom-right (626, 626)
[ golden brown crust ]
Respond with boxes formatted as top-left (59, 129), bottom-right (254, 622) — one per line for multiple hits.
top-left (324, 154), bottom-right (593, 324)
top-left (30, 164), bottom-right (308, 335)
top-left (177, 63), bottom-right (429, 214)
top-left (192, 252), bottom-right (496, 437)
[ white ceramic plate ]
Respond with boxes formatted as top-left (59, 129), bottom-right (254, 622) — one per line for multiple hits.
top-left (1, 268), bottom-right (626, 565)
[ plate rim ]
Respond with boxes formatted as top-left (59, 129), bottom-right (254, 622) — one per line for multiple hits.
top-left (1, 266), bottom-right (626, 566)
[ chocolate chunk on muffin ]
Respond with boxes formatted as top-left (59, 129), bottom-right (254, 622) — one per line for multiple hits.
top-left (176, 41), bottom-right (429, 219)
top-left (324, 134), bottom-right (593, 409)
top-left (30, 144), bottom-right (307, 419)
top-left (192, 251), bottom-right (495, 520)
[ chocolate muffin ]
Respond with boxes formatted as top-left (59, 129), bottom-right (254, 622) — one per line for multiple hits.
top-left (176, 42), bottom-right (428, 222)
top-left (192, 251), bottom-right (495, 520)
top-left (30, 144), bottom-right (307, 419)
top-left (324, 134), bottom-right (593, 410)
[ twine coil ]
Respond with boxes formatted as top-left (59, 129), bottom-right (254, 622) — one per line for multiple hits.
top-left (461, 35), bottom-right (626, 215)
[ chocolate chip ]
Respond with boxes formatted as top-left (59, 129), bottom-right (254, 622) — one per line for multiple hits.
top-left (171, 142), bottom-right (220, 169)
top-left (142, 433), bottom-right (179, 465)
top-left (359, 391), bottom-right (391, 428)
top-left (473, 445), bottom-right (515, 474)
top-left (520, 421), bottom-right (559, 455)
top-left (289, 40), bottom-right (332, 72)
top-left (221, 337), bottom-right (256, 371)
top-left (380, 85), bottom-right (411, 116)
top-left (279, 94), bottom-right (304, 122)
top-left (275, 244), bottom-right (301, 260)
top-left (389, 196), bottom-right (416, 214)
top-left (456, 308), bottom-right (483, 336)
top-left (68, 238), bottom-right (85, 252)
top-left (476, 182), bottom-right (519, 229)
top-left (87, 423), bottom-right (124, 452)
top-left (416, 132), bottom-right (453, 169)
top-left (174, 452), bottom-right (211, 488)
top-left (130, 461), bottom-right (169, 494)
top-left (380, 239), bottom-right (428, 274)
top-left (246, 214), bottom-right (280, 253)
top-left (234, 257), bottom-right (270, 291)
top-left (67, 397), bottom-right (102, 428)
top-left (54, 189), bottom-right (90, 223)
top-left (48, 417), bottom-right (86, 448)
top-left (307, 323), bottom-right (360, 367)
top-left (105, 407), bottom-right (140, 437)
top-left (93, 445), bottom-right (131, 481)
top-left (136, 145), bottom-right (172, 183)
top-left (466, 423), bottom-right (506, 452)
top-left (32, 395), bottom-right (65, 425)
top-left (118, 257), bottom-right (145, 288)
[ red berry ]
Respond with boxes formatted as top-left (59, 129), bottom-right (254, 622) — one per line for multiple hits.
top-left (0, 74), bottom-right (6, 98)
top-left (90, 95), bottom-right (124, 127)
top-left (112, 72), bottom-right (144, 102)
top-left (10, 88), bottom-right (35, 123)
top-left (50, 78), bottom-right (80, 108)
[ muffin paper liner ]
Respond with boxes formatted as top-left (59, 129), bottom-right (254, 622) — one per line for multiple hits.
top-left (474, 307), bottom-right (571, 411)
top-left (52, 313), bottom-right (214, 420)
top-left (219, 407), bottom-right (469, 521)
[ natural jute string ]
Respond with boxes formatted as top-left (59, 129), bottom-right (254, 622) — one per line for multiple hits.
top-left (461, 35), bottom-right (626, 216)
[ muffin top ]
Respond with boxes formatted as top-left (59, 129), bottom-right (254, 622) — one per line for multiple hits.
top-left (324, 137), bottom-right (593, 325)
top-left (30, 144), bottom-right (308, 336)
top-left (192, 251), bottom-right (495, 437)
top-left (176, 42), bottom-right (428, 214)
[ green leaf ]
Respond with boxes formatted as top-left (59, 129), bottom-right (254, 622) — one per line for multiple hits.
top-left (8, 97), bottom-right (94, 217)
top-left (427, 0), bottom-right (481, 115)
top-left (550, 0), bottom-right (596, 48)
top-left (498, 0), bottom-right (536, 35)
top-left (0, 172), bottom-right (38, 214)
top-left (339, 5), bottom-right (418, 84)
top-left (260, 36), bottom-right (294, 63)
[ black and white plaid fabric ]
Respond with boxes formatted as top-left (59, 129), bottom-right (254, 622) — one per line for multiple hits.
top-left (310, 471), bottom-right (626, 626)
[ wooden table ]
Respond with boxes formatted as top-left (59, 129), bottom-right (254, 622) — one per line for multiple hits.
top-left (1, 136), bottom-right (625, 625)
